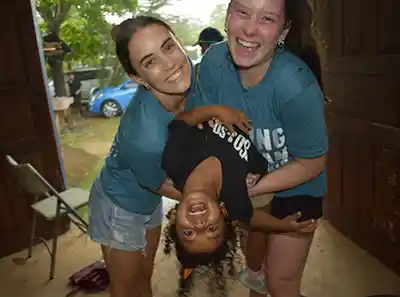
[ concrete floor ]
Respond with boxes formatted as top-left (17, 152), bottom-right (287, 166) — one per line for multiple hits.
top-left (1, 199), bottom-right (400, 297)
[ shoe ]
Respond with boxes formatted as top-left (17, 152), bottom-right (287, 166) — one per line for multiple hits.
top-left (237, 268), bottom-right (268, 294)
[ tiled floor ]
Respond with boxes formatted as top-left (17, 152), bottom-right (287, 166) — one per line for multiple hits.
top-left (0, 198), bottom-right (399, 297)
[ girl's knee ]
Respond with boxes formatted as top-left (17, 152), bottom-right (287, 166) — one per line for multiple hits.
top-left (267, 278), bottom-right (300, 297)
top-left (266, 272), bottom-right (301, 297)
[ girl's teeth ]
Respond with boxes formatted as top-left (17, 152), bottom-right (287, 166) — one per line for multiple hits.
top-left (189, 210), bottom-right (206, 215)
top-left (237, 39), bottom-right (259, 48)
top-left (168, 69), bottom-right (181, 81)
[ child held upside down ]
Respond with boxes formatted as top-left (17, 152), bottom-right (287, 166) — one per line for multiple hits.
top-left (161, 109), bottom-right (318, 296)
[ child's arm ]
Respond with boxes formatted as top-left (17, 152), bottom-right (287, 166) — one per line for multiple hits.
top-left (176, 105), bottom-right (251, 134)
top-left (244, 128), bottom-right (270, 191)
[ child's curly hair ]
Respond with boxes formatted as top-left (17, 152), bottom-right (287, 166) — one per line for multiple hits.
top-left (163, 206), bottom-right (240, 297)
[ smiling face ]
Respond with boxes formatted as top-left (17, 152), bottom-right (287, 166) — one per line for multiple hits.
top-left (175, 192), bottom-right (225, 254)
top-left (226, 0), bottom-right (289, 69)
top-left (127, 24), bottom-right (191, 96)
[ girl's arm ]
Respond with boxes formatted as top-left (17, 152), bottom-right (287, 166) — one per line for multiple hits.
top-left (249, 155), bottom-right (326, 197)
top-left (249, 209), bottom-right (317, 233)
top-left (250, 83), bottom-right (328, 197)
top-left (153, 178), bottom-right (181, 201)
top-left (119, 133), bottom-right (182, 200)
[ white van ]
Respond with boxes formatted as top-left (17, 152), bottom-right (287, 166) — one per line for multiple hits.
top-left (48, 67), bottom-right (113, 104)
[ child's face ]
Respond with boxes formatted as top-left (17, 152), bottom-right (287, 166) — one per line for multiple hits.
top-left (175, 193), bottom-right (225, 253)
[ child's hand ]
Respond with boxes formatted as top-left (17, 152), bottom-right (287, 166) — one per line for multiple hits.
top-left (282, 212), bottom-right (319, 233)
top-left (246, 173), bottom-right (260, 189)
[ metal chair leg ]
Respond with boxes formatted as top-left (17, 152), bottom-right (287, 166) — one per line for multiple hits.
top-left (49, 201), bottom-right (61, 280)
top-left (28, 210), bottom-right (37, 259)
top-left (49, 218), bottom-right (59, 280)
top-left (28, 195), bottom-right (39, 259)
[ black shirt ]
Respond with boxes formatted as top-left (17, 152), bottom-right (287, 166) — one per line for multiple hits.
top-left (68, 79), bottom-right (82, 102)
top-left (68, 79), bottom-right (80, 94)
top-left (162, 120), bottom-right (268, 224)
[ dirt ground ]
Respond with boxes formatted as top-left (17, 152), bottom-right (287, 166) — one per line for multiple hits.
top-left (2, 220), bottom-right (400, 297)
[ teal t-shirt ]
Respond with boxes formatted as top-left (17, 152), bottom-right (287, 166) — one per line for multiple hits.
top-left (188, 41), bottom-right (328, 198)
top-left (98, 87), bottom-right (174, 214)
top-left (98, 59), bottom-right (196, 214)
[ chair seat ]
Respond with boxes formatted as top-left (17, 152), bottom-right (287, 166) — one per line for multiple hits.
top-left (32, 188), bottom-right (90, 220)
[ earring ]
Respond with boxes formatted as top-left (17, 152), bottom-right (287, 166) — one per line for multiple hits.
top-left (144, 84), bottom-right (150, 90)
top-left (220, 202), bottom-right (228, 217)
top-left (277, 40), bottom-right (285, 48)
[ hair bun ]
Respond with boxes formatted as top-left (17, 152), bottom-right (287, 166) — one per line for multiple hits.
top-left (111, 18), bottom-right (135, 42)
top-left (111, 25), bottom-right (120, 42)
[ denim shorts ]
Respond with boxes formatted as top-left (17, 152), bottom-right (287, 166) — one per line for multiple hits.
top-left (88, 179), bottom-right (163, 252)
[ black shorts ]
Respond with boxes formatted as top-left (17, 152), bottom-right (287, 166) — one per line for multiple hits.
top-left (270, 195), bottom-right (323, 222)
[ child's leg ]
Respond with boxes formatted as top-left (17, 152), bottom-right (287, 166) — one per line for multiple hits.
top-left (238, 230), bottom-right (269, 294)
top-left (238, 194), bottom-right (272, 295)
top-left (246, 197), bottom-right (273, 271)
top-left (246, 230), bottom-right (268, 271)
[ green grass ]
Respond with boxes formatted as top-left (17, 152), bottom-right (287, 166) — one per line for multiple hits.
top-left (60, 117), bottom-right (120, 219)
top-left (75, 159), bottom-right (104, 218)
top-left (60, 131), bottom-right (84, 149)
top-left (59, 117), bottom-right (120, 147)
top-left (78, 159), bottom-right (104, 190)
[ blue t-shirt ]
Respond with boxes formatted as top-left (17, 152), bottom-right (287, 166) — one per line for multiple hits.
top-left (188, 41), bottom-right (328, 198)
top-left (98, 87), bottom-right (174, 214)
top-left (98, 59), bottom-right (196, 214)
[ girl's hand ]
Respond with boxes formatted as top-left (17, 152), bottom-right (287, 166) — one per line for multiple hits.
top-left (282, 212), bottom-right (319, 234)
top-left (196, 106), bottom-right (251, 134)
top-left (177, 105), bottom-right (250, 133)
top-left (215, 106), bottom-right (251, 134)
top-left (197, 119), bottom-right (215, 130)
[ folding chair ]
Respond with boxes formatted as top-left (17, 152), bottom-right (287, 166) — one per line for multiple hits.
top-left (6, 155), bottom-right (90, 280)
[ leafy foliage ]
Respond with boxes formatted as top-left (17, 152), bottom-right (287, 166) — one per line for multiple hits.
top-left (37, 0), bottom-right (138, 96)
top-left (37, 0), bottom-right (217, 96)
top-left (166, 15), bottom-right (203, 46)
top-left (137, 0), bottom-right (175, 13)
top-left (209, 4), bottom-right (228, 34)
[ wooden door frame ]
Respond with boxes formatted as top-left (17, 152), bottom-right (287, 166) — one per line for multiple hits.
top-left (29, 0), bottom-right (67, 187)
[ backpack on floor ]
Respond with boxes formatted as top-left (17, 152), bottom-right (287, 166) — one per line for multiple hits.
top-left (66, 260), bottom-right (109, 297)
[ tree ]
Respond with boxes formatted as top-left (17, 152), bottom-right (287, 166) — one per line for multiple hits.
top-left (209, 4), bottom-right (228, 34)
top-left (137, 1), bottom-right (201, 47)
top-left (61, 14), bottom-right (102, 67)
top-left (136, 2), bottom-right (203, 60)
top-left (166, 15), bottom-right (203, 46)
top-left (37, 0), bottom-right (138, 97)
top-left (137, 0), bottom-right (179, 14)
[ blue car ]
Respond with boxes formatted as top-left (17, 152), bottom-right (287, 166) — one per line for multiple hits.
top-left (88, 80), bottom-right (138, 117)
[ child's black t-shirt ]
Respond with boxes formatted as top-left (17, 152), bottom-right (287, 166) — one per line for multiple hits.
top-left (162, 120), bottom-right (269, 224)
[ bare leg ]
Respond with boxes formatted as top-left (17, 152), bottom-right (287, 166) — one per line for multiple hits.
top-left (264, 232), bottom-right (314, 297)
top-left (101, 245), bottom-right (146, 297)
top-left (246, 230), bottom-right (269, 297)
top-left (141, 226), bottom-right (162, 297)
top-left (238, 204), bottom-right (271, 296)
top-left (246, 230), bottom-right (268, 270)
top-left (246, 200), bottom-right (272, 270)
